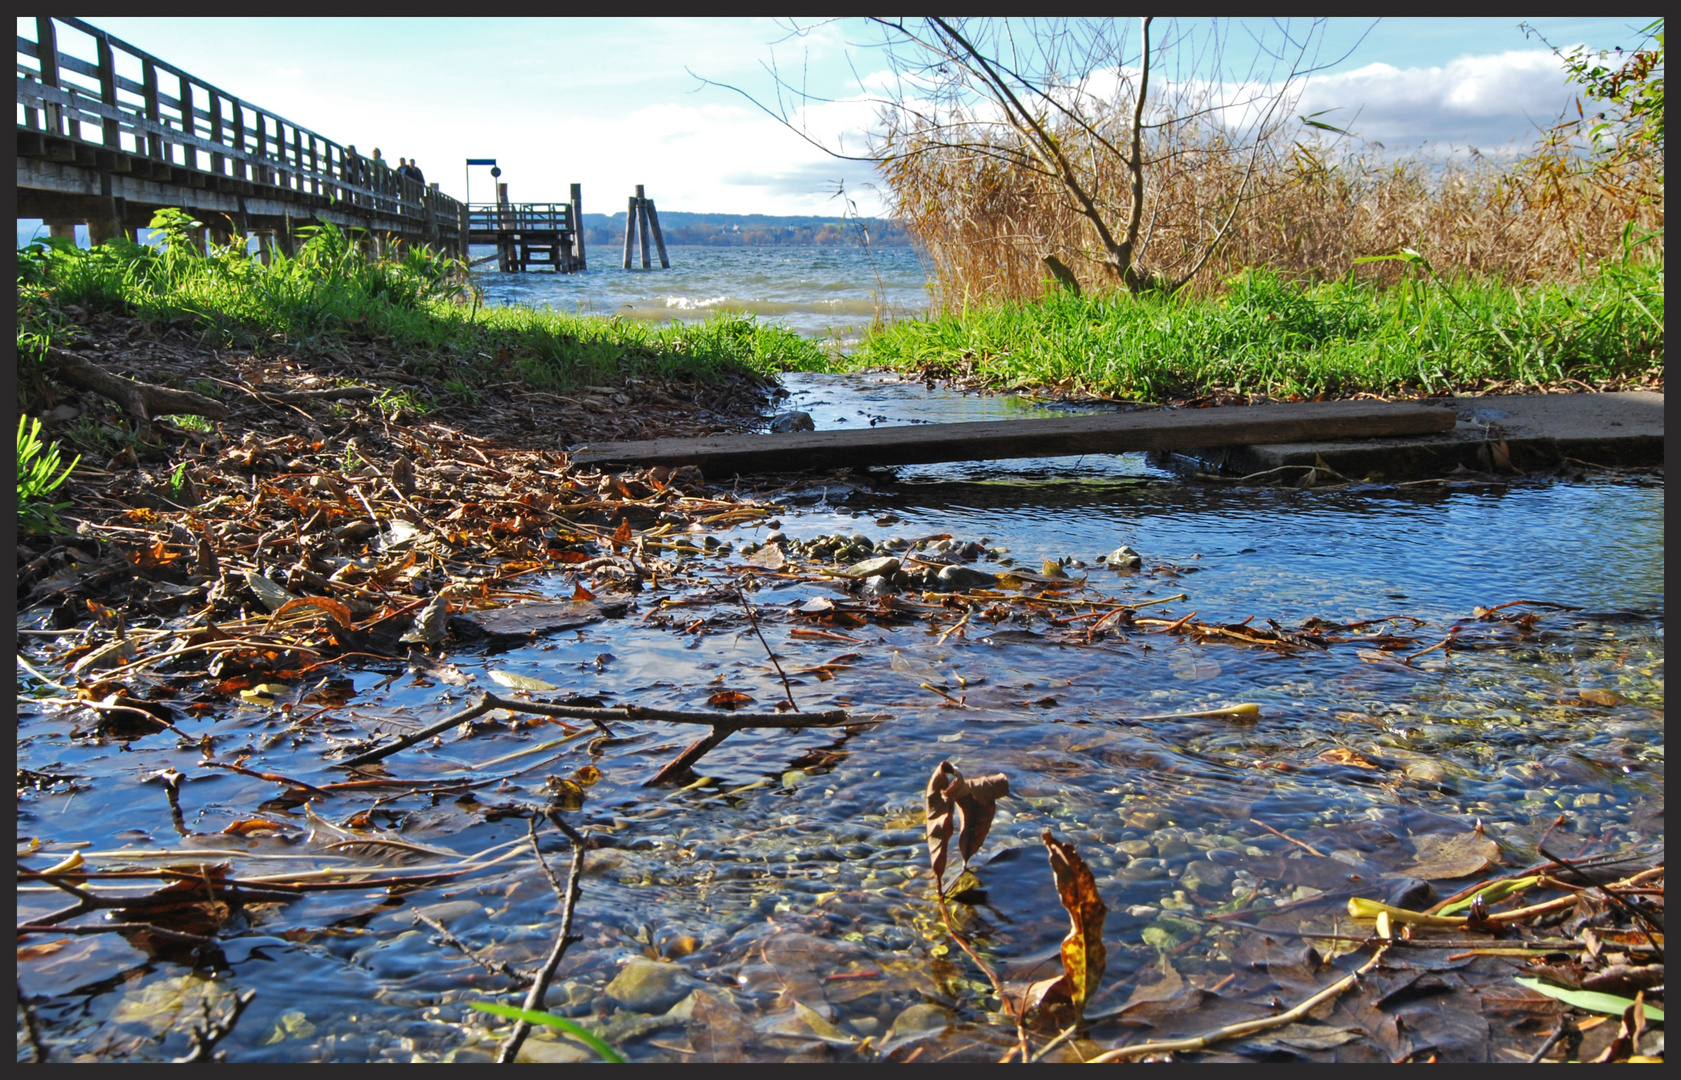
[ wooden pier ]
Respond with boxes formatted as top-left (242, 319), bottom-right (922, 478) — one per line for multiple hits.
top-left (467, 183), bottom-right (586, 272)
top-left (16, 16), bottom-right (469, 255)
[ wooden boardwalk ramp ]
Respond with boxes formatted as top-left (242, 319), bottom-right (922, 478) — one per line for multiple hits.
top-left (570, 399), bottom-right (1457, 476)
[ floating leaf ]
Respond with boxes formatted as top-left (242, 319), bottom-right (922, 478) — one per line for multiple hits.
top-left (490, 671), bottom-right (559, 692)
top-left (1402, 831), bottom-right (1499, 880)
top-left (244, 570), bottom-right (299, 613)
top-left (572, 764), bottom-right (602, 787)
top-left (571, 580), bottom-right (596, 602)
top-left (239, 683), bottom-right (292, 706)
top-left (611, 519), bottom-right (633, 547)
top-left (270, 595), bottom-right (354, 628)
top-left (468, 1001), bottom-right (625, 1063)
top-left (706, 690), bottom-right (755, 709)
top-left (1024, 831), bottom-right (1108, 1020)
top-left (1514, 977), bottom-right (1663, 1021)
top-left (923, 760), bottom-right (1010, 890)
top-left (747, 543), bottom-right (788, 570)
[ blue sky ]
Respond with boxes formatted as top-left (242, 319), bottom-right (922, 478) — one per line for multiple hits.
top-left (22, 16), bottom-right (1660, 217)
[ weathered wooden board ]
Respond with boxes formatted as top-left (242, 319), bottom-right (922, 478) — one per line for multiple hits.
top-left (570, 399), bottom-right (1458, 475)
top-left (452, 599), bottom-right (628, 639)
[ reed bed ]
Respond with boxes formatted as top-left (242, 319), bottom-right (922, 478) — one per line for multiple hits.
top-left (883, 130), bottom-right (1664, 309)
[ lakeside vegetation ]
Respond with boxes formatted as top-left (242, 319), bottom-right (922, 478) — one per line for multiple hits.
top-left (834, 18), bottom-right (1664, 399)
top-left (17, 211), bottom-right (826, 398)
top-left (846, 245), bottom-right (1664, 401)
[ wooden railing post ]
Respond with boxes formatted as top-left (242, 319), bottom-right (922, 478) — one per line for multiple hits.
top-left (95, 32), bottom-right (121, 150)
top-left (210, 92), bottom-right (226, 176)
top-left (177, 73), bottom-right (193, 169)
top-left (231, 100), bottom-right (247, 179)
top-left (142, 58), bottom-right (163, 158)
top-left (37, 18), bottom-right (64, 136)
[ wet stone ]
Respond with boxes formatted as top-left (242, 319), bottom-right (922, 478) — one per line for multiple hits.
top-left (840, 555), bottom-right (900, 579)
top-left (604, 959), bottom-right (701, 1013)
top-left (1180, 861), bottom-right (1232, 896)
top-left (936, 564), bottom-right (1000, 591)
top-left (770, 411), bottom-right (816, 433)
top-left (857, 574), bottom-right (895, 597)
top-left (1103, 545), bottom-right (1144, 569)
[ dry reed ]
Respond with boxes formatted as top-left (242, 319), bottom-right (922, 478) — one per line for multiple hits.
top-left (881, 121), bottom-right (1664, 309)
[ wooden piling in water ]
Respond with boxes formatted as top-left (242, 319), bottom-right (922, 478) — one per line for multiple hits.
top-left (636, 184), bottom-right (652, 269)
top-left (645, 198), bottom-right (670, 269)
top-left (622, 195), bottom-right (638, 269)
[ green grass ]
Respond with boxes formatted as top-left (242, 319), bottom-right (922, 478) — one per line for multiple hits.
top-left (847, 243), bottom-right (1664, 401)
top-left (15, 215), bottom-right (826, 395)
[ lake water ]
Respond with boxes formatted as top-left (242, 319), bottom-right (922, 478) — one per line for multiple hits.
top-left (16, 366), bottom-right (1664, 1062)
top-left (472, 244), bottom-right (932, 343)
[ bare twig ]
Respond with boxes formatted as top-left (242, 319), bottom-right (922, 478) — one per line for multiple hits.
top-left (495, 812), bottom-right (588, 1064)
top-left (173, 988), bottom-right (257, 1062)
top-left (1248, 817), bottom-right (1328, 858)
top-left (414, 913), bottom-right (529, 985)
top-left (1088, 944), bottom-right (1389, 1061)
top-left (341, 692), bottom-right (855, 770)
top-left (737, 585), bottom-right (799, 711)
top-left (16, 921), bottom-right (216, 946)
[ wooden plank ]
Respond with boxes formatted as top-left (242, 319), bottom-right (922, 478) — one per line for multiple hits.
top-left (570, 399), bottom-right (1458, 476)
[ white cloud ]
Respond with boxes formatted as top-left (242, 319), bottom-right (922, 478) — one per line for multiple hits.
top-left (1295, 50), bottom-right (1575, 150)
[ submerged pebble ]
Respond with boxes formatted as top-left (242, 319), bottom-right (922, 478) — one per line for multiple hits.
top-left (603, 959), bottom-right (701, 1013)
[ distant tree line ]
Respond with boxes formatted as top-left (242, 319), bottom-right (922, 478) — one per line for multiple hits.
top-left (578, 213), bottom-right (915, 248)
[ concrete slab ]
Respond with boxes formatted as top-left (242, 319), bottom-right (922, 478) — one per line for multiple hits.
top-left (1171, 391), bottom-right (1664, 481)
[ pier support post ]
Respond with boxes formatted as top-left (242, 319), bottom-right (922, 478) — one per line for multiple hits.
top-left (570, 182), bottom-right (586, 271)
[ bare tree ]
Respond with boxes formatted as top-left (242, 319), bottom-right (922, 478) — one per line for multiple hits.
top-left (700, 17), bottom-right (1369, 299)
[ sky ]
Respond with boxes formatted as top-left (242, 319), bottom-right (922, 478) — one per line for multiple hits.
top-left (23, 16), bottom-right (1661, 218)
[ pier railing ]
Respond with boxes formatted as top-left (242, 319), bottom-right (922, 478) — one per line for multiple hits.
top-left (467, 203), bottom-right (574, 234)
top-left (16, 16), bottom-right (463, 242)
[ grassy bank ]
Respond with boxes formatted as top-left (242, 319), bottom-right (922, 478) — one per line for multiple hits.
top-left (848, 252), bottom-right (1664, 401)
top-left (16, 217), bottom-right (825, 397)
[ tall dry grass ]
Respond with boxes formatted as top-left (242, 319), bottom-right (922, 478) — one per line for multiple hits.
top-left (881, 121), bottom-right (1664, 309)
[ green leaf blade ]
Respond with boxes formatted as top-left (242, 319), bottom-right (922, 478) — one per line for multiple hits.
top-left (1514, 977), bottom-right (1664, 1021)
top-left (468, 1001), bottom-right (626, 1063)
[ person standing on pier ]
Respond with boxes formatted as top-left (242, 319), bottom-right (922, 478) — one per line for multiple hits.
top-left (344, 144), bottom-right (367, 207)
